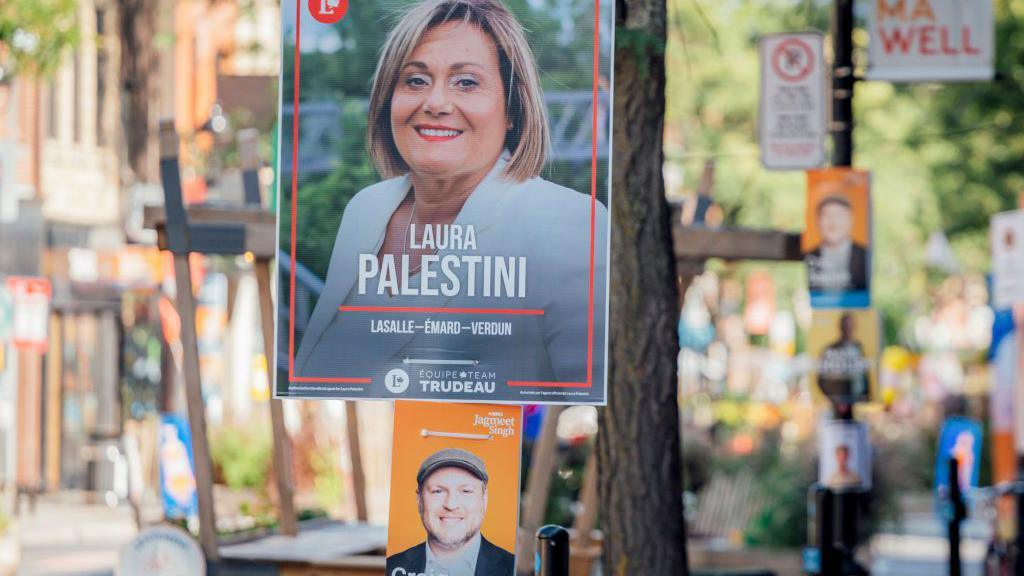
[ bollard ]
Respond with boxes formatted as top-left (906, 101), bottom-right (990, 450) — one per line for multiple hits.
top-left (536, 524), bottom-right (570, 576)
top-left (948, 456), bottom-right (966, 576)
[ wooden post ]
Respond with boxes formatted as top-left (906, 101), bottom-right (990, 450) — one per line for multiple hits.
top-left (160, 120), bottom-right (220, 561)
top-left (255, 261), bottom-right (298, 536)
top-left (345, 402), bottom-right (369, 522)
top-left (573, 449), bottom-right (599, 547)
top-left (242, 127), bottom-right (299, 537)
top-left (517, 405), bottom-right (565, 571)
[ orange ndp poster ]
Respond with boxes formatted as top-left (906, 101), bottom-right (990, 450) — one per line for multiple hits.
top-left (387, 401), bottom-right (521, 576)
top-left (802, 168), bottom-right (871, 309)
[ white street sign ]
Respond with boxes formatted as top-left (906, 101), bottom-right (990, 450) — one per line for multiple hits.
top-left (759, 33), bottom-right (826, 171)
top-left (868, 0), bottom-right (994, 82)
top-left (992, 210), bottom-right (1024, 309)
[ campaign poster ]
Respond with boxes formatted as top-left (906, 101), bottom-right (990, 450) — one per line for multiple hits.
top-left (808, 309), bottom-right (879, 405)
top-left (387, 401), bottom-right (521, 576)
top-left (991, 210), bottom-right (1024, 309)
top-left (802, 169), bottom-right (871, 309)
top-left (276, 0), bottom-right (613, 404)
top-left (158, 413), bottom-right (199, 521)
top-left (934, 417), bottom-right (983, 496)
top-left (819, 419), bottom-right (871, 492)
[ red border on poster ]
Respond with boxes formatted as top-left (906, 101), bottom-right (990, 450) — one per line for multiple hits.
top-left (287, 0), bottom-right (603, 390)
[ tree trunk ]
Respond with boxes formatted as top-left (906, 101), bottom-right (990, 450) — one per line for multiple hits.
top-left (118, 0), bottom-right (157, 182)
top-left (596, 0), bottom-right (687, 570)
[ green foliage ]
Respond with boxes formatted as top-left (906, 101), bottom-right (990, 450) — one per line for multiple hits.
top-left (0, 0), bottom-right (78, 79)
top-left (615, 27), bottom-right (665, 78)
top-left (210, 425), bottom-right (273, 492)
top-left (309, 445), bottom-right (346, 514)
top-left (915, 0), bottom-right (1024, 250)
top-left (281, 0), bottom-right (609, 284)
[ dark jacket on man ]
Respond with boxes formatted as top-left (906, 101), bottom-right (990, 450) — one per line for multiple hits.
top-left (805, 243), bottom-right (869, 291)
top-left (386, 536), bottom-right (514, 576)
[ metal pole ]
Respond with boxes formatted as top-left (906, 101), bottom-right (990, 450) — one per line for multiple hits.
top-left (832, 0), bottom-right (855, 167)
top-left (949, 456), bottom-right (962, 576)
top-left (820, 487), bottom-right (839, 575)
top-left (1016, 463), bottom-right (1024, 576)
top-left (536, 524), bottom-right (570, 576)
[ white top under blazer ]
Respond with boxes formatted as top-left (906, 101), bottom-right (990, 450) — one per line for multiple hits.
top-left (293, 155), bottom-right (608, 395)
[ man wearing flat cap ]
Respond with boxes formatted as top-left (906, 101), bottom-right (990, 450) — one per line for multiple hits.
top-left (805, 194), bottom-right (869, 293)
top-left (387, 448), bottom-right (514, 576)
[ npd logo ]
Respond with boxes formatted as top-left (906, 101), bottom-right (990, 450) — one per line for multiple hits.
top-left (384, 368), bottom-right (410, 395)
top-left (309, 0), bottom-right (348, 24)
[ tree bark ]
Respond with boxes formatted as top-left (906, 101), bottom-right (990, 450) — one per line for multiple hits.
top-left (118, 0), bottom-right (158, 182)
top-left (596, 0), bottom-right (688, 570)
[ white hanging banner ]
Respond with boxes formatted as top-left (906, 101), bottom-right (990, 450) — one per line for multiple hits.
top-left (759, 32), bottom-right (826, 170)
top-left (867, 0), bottom-right (995, 82)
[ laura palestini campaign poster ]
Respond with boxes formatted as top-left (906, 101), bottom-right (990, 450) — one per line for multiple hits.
top-left (386, 401), bottom-right (522, 576)
top-left (275, 0), bottom-right (613, 404)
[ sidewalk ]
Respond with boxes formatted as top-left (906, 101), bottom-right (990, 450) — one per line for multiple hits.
top-left (15, 493), bottom-right (137, 576)
top-left (870, 493), bottom-right (987, 576)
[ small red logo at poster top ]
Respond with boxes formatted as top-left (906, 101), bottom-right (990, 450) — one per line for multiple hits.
top-left (309, 0), bottom-right (348, 24)
top-left (1005, 230), bottom-right (1016, 249)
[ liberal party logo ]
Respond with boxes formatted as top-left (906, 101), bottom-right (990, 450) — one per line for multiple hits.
top-left (385, 368), bottom-right (410, 395)
top-left (309, 0), bottom-right (348, 24)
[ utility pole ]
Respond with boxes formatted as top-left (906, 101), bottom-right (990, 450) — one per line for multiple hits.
top-left (829, 2), bottom-right (867, 575)
top-left (832, 0), bottom-right (855, 167)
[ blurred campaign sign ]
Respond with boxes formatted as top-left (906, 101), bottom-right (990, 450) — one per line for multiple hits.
top-left (934, 417), bottom-right (983, 496)
top-left (759, 33), bottom-right (826, 170)
top-left (0, 285), bottom-right (11, 342)
top-left (988, 308), bottom-right (1016, 488)
top-left (0, 141), bottom-right (16, 223)
top-left (387, 401), bottom-right (521, 576)
top-left (867, 0), bottom-right (994, 82)
top-left (158, 413), bottom-right (199, 521)
top-left (6, 276), bottom-right (51, 352)
top-left (819, 419), bottom-right (871, 492)
top-left (808, 309), bottom-right (879, 405)
top-left (744, 271), bottom-right (775, 336)
top-left (802, 169), bottom-right (872, 309)
top-left (991, 210), bottom-right (1024, 308)
top-left (119, 524), bottom-right (205, 576)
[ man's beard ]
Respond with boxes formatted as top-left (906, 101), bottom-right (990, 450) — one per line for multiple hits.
top-left (424, 514), bottom-right (482, 549)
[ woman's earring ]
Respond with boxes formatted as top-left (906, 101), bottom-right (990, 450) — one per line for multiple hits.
top-left (507, 121), bottom-right (513, 130)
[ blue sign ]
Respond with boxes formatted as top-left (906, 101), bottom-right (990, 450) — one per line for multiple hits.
top-left (802, 547), bottom-right (821, 574)
top-left (934, 417), bottom-right (983, 497)
top-left (158, 413), bottom-right (198, 520)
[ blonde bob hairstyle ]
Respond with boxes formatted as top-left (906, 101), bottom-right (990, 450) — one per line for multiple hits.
top-left (367, 0), bottom-right (550, 183)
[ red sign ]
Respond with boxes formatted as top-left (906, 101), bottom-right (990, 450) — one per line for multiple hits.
top-left (771, 38), bottom-right (815, 82)
top-left (309, 0), bottom-right (348, 24)
top-left (6, 276), bottom-right (51, 352)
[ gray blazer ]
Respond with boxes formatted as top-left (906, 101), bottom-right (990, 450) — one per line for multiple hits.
top-left (292, 157), bottom-right (608, 402)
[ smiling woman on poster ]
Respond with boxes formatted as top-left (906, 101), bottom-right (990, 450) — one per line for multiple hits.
top-left (294, 0), bottom-right (608, 395)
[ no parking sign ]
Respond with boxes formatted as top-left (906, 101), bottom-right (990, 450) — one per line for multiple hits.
top-left (759, 33), bottom-right (826, 170)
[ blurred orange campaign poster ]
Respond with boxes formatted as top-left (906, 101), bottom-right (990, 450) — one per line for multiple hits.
top-left (387, 401), bottom-right (521, 576)
top-left (803, 169), bottom-right (871, 309)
